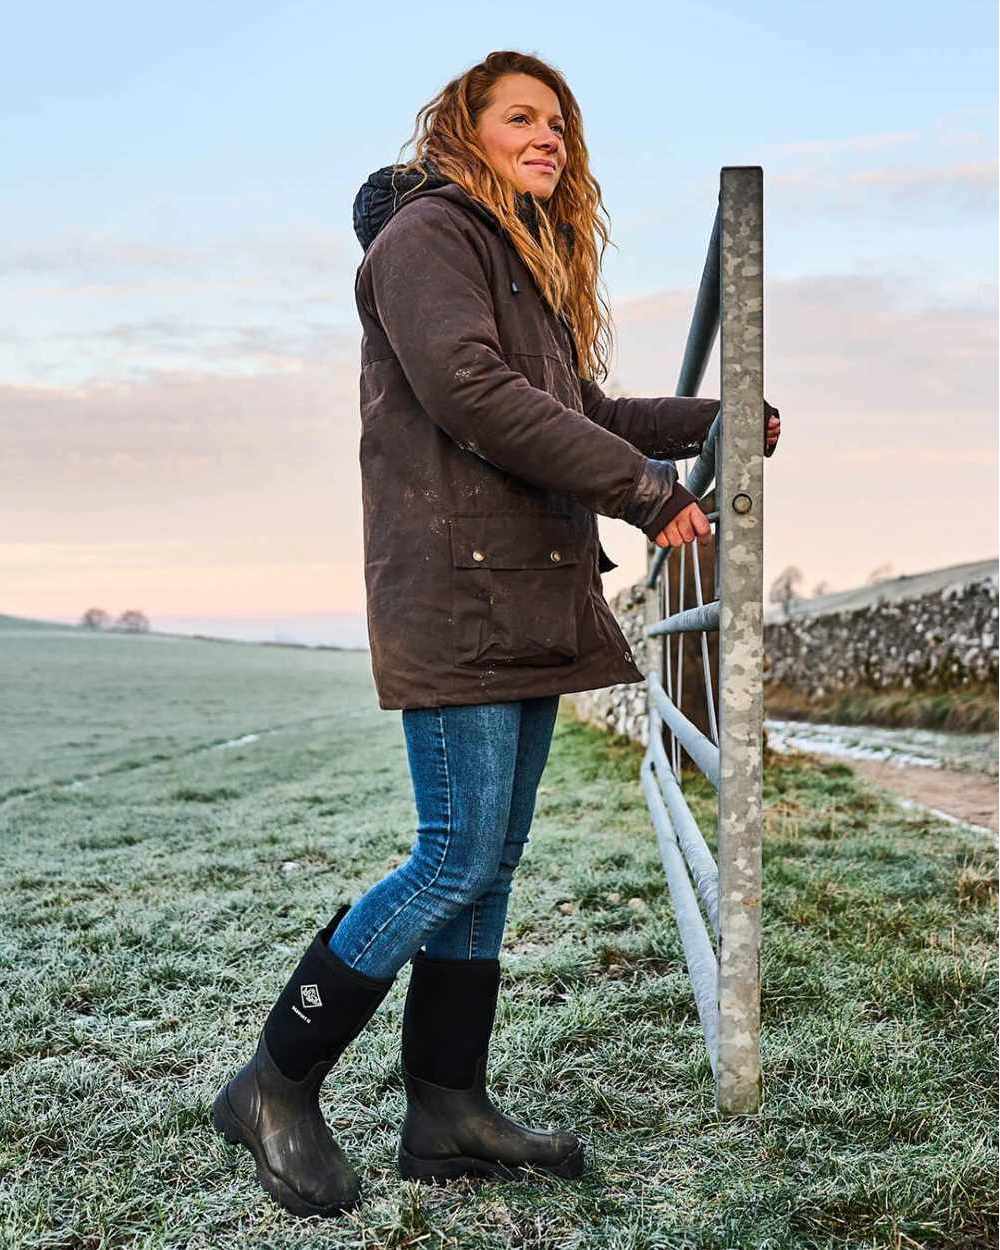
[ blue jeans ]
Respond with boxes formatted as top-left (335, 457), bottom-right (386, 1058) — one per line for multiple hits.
top-left (328, 696), bottom-right (561, 979)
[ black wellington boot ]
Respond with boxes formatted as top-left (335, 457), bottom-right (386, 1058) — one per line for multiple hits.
top-left (397, 950), bottom-right (585, 1183)
top-left (212, 904), bottom-right (394, 1218)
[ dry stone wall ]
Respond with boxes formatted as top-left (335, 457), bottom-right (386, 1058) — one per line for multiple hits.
top-left (567, 560), bottom-right (998, 744)
top-left (569, 582), bottom-right (653, 745)
top-left (764, 564), bottom-right (998, 698)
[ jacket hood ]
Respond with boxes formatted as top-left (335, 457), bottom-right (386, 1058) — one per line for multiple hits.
top-left (352, 161), bottom-right (572, 255)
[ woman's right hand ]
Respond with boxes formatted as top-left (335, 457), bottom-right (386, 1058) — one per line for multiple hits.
top-left (654, 501), bottom-right (712, 549)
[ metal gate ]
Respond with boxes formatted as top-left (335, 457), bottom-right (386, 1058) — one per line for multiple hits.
top-left (640, 166), bottom-right (764, 1116)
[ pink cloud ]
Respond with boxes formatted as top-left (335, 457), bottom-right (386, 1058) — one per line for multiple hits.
top-left (2, 273), bottom-right (995, 618)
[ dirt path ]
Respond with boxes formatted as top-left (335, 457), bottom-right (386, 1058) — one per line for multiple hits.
top-left (765, 718), bottom-right (998, 835)
top-left (838, 757), bottom-right (998, 834)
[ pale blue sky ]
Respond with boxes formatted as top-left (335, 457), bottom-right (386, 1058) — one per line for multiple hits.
top-left (4, 0), bottom-right (995, 381)
top-left (2, 1), bottom-right (996, 624)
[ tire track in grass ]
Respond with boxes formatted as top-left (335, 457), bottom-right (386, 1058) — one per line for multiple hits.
top-left (0, 712), bottom-right (352, 805)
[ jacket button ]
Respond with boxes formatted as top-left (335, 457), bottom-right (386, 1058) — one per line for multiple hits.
top-left (472, 550), bottom-right (486, 562)
top-left (550, 550), bottom-right (561, 562)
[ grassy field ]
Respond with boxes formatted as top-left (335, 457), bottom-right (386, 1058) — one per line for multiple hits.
top-left (1, 619), bottom-right (996, 1249)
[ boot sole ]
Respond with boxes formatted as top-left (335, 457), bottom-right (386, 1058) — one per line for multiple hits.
top-left (212, 1085), bottom-right (360, 1219)
top-left (398, 1141), bottom-right (585, 1184)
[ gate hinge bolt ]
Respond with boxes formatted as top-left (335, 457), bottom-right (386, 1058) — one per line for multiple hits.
top-left (732, 493), bottom-right (753, 514)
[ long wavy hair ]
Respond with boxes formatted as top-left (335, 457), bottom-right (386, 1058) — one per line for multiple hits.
top-left (394, 50), bottom-right (615, 383)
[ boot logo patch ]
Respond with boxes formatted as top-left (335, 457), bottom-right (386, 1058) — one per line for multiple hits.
top-left (300, 984), bottom-right (323, 1009)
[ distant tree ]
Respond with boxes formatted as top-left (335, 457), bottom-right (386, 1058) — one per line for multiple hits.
top-left (80, 607), bottom-right (110, 630)
top-left (811, 581), bottom-right (832, 598)
top-left (115, 609), bottom-right (150, 633)
top-left (866, 563), bottom-right (894, 585)
top-left (768, 566), bottom-right (804, 605)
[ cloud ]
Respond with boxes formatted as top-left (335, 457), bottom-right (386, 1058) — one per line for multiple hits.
top-left (46, 318), bottom-right (358, 371)
top-left (2, 271), bottom-right (995, 617)
top-left (613, 270), bottom-right (996, 417)
top-left (599, 273), bottom-right (997, 598)
top-left (763, 131), bottom-right (920, 157)
top-left (771, 158), bottom-right (997, 215)
top-left (0, 240), bottom-right (200, 277)
top-left (848, 161), bottom-right (996, 190)
top-left (0, 228), bottom-right (358, 281)
top-left (2, 225), bottom-right (367, 386)
top-left (0, 354), bottom-right (360, 519)
top-left (749, 115), bottom-right (997, 221)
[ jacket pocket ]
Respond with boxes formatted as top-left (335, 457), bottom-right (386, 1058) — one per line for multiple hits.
top-left (448, 514), bottom-right (580, 668)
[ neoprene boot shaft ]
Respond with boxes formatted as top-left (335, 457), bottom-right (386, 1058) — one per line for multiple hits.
top-left (398, 949), bottom-right (584, 1181)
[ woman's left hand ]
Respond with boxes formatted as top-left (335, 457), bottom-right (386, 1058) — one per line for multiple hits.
top-left (764, 401), bottom-right (781, 457)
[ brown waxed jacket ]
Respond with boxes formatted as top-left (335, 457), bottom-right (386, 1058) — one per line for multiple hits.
top-left (353, 168), bottom-right (721, 710)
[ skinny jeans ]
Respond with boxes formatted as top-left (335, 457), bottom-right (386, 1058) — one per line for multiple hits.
top-left (328, 695), bottom-right (561, 979)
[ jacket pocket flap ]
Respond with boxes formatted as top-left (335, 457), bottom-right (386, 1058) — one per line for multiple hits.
top-left (449, 515), bottom-right (580, 570)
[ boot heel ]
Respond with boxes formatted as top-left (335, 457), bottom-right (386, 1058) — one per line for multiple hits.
top-left (211, 1087), bottom-right (244, 1147)
top-left (398, 1143), bottom-right (451, 1181)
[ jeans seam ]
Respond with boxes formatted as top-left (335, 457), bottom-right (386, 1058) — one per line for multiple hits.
top-left (349, 707), bottom-right (453, 967)
top-left (467, 899), bottom-right (479, 958)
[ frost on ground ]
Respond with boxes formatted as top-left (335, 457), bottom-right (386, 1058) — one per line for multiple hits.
top-left (2, 617), bottom-right (996, 1249)
top-left (765, 719), bottom-right (997, 774)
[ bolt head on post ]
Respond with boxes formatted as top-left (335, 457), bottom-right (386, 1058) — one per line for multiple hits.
top-left (732, 493), bottom-right (753, 515)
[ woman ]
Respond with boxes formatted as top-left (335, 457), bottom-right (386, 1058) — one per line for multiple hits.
top-left (213, 49), bottom-right (780, 1220)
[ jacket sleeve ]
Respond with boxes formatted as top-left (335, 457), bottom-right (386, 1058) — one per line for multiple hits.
top-left (578, 377), bottom-right (720, 460)
top-left (358, 199), bottom-right (694, 541)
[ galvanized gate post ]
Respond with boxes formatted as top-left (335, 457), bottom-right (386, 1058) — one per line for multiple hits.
top-left (638, 165), bottom-right (764, 1117)
top-left (715, 165), bottom-right (764, 1115)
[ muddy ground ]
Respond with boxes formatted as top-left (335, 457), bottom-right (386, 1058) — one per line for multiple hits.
top-left (839, 757), bottom-right (997, 834)
top-left (765, 719), bottom-right (998, 835)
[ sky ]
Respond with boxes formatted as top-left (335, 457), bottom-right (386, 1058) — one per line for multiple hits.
top-left (2, 0), bottom-right (997, 641)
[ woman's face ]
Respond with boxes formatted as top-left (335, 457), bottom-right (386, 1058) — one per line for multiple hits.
top-left (475, 72), bottom-right (567, 201)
